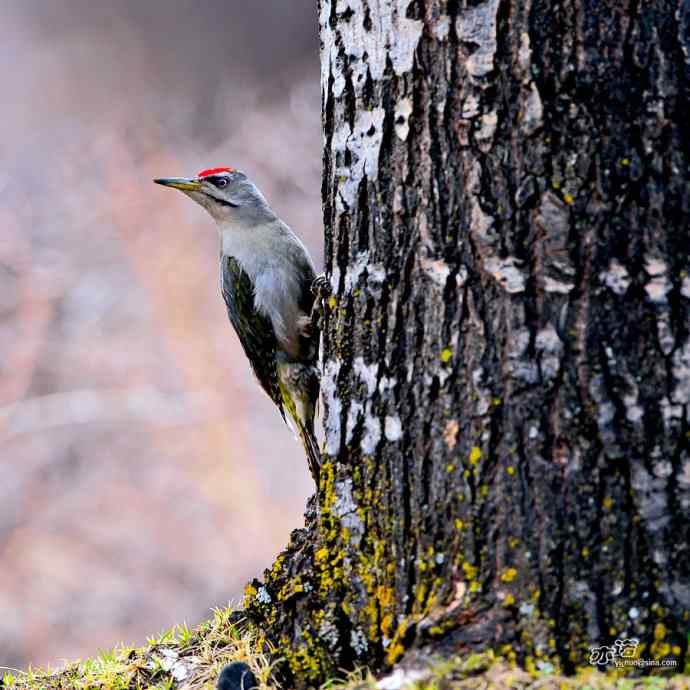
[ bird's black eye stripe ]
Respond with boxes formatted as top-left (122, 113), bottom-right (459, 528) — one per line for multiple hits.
top-left (204, 192), bottom-right (238, 208)
top-left (209, 176), bottom-right (228, 188)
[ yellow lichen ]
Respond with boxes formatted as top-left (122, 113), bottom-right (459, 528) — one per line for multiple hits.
top-left (500, 568), bottom-right (518, 583)
top-left (462, 562), bottom-right (478, 580)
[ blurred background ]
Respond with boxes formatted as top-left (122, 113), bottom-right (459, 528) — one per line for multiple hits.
top-left (0, 1), bottom-right (320, 670)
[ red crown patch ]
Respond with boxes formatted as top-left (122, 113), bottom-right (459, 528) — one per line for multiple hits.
top-left (197, 167), bottom-right (235, 178)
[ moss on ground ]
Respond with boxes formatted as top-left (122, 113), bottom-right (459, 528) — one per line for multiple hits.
top-left (1, 607), bottom-right (274, 690)
top-left (2, 622), bottom-right (688, 690)
top-left (330, 653), bottom-right (689, 690)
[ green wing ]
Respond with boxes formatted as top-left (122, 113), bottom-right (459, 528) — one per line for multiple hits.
top-left (220, 256), bottom-right (284, 419)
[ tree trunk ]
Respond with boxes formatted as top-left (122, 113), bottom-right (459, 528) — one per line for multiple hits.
top-left (245, 0), bottom-right (690, 685)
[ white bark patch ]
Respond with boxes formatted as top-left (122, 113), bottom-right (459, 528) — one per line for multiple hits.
top-left (353, 357), bottom-right (379, 395)
top-left (330, 266), bottom-right (341, 292)
top-left (345, 358), bottom-right (385, 454)
top-left (320, 1), bottom-right (335, 105)
top-left (327, 0), bottom-right (422, 95)
top-left (483, 255), bottom-right (526, 294)
top-left (644, 257), bottom-right (672, 304)
top-left (362, 415), bottom-right (382, 454)
top-left (334, 108), bottom-right (386, 211)
top-left (341, 251), bottom-right (385, 294)
top-left (456, 0), bottom-right (500, 79)
top-left (322, 359), bottom-right (342, 455)
top-left (333, 478), bottom-right (357, 517)
top-left (536, 324), bottom-right (563, 381)
top-left (355, 109), bottom-right (386, 178)
top-left (367, 262), bottom-right (387, 285)
top-left (600, 259), bottom-right (631, 295)
top-left (395, 98), bottom-right (414, 141)
top-left (346, 401), bottom-right (363, 444)
top-left (384, 415), bottom-right (403, 441)
top-left (379, 375), bottom-right (397, 392)
top-left (344, 251), bottom-right (371, 291)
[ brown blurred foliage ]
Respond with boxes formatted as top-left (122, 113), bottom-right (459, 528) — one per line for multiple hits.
top-left (0, 1), bottom-right (320, 670)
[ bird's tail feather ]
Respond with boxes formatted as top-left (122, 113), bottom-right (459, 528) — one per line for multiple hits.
top-left (278, 363), bottom-right (321, 486)
top-left (298, 422), bottom-right (321, 486)
top-left (280, 397), bottom-right (321, 485)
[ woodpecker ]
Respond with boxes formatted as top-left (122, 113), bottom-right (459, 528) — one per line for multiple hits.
top-left (154, 167), bottom-right (322, 483)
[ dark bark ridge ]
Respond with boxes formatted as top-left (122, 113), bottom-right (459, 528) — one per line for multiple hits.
top-left (244, 0), bottom-right (690, 685)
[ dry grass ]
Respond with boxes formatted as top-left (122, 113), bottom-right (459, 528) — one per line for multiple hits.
top-left (1, 607), bottom-right (276, 690)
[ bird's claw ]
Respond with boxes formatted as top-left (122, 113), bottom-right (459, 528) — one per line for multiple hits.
top-left (311, 273), bottom-right (331, 298)
top-left (310, 273), bottom-right (331, 335)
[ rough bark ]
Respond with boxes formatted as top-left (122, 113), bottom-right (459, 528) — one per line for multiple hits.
top-left (245, 0), bottom-right (690, 685)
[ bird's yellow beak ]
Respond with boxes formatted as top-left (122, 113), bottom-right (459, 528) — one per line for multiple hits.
top-left (153, 177), bottom-right (201, 191)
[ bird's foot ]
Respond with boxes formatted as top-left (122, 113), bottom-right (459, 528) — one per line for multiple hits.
top-left (310, 273), bottom-right (332, 332)
top-left (311, 273), bottom-right (331, 299)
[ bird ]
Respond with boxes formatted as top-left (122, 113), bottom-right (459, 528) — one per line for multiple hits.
top-left (216, 662), bottom-right (258, 690)
top-left (154, 167), bottom-right (322, 484)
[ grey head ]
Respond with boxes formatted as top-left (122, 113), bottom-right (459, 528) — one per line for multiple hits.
top-left (154, 167), bottom-right (273, 225)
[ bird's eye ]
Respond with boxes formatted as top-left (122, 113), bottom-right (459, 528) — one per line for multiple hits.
top-left (214, 178), bottom-right (228, 188)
